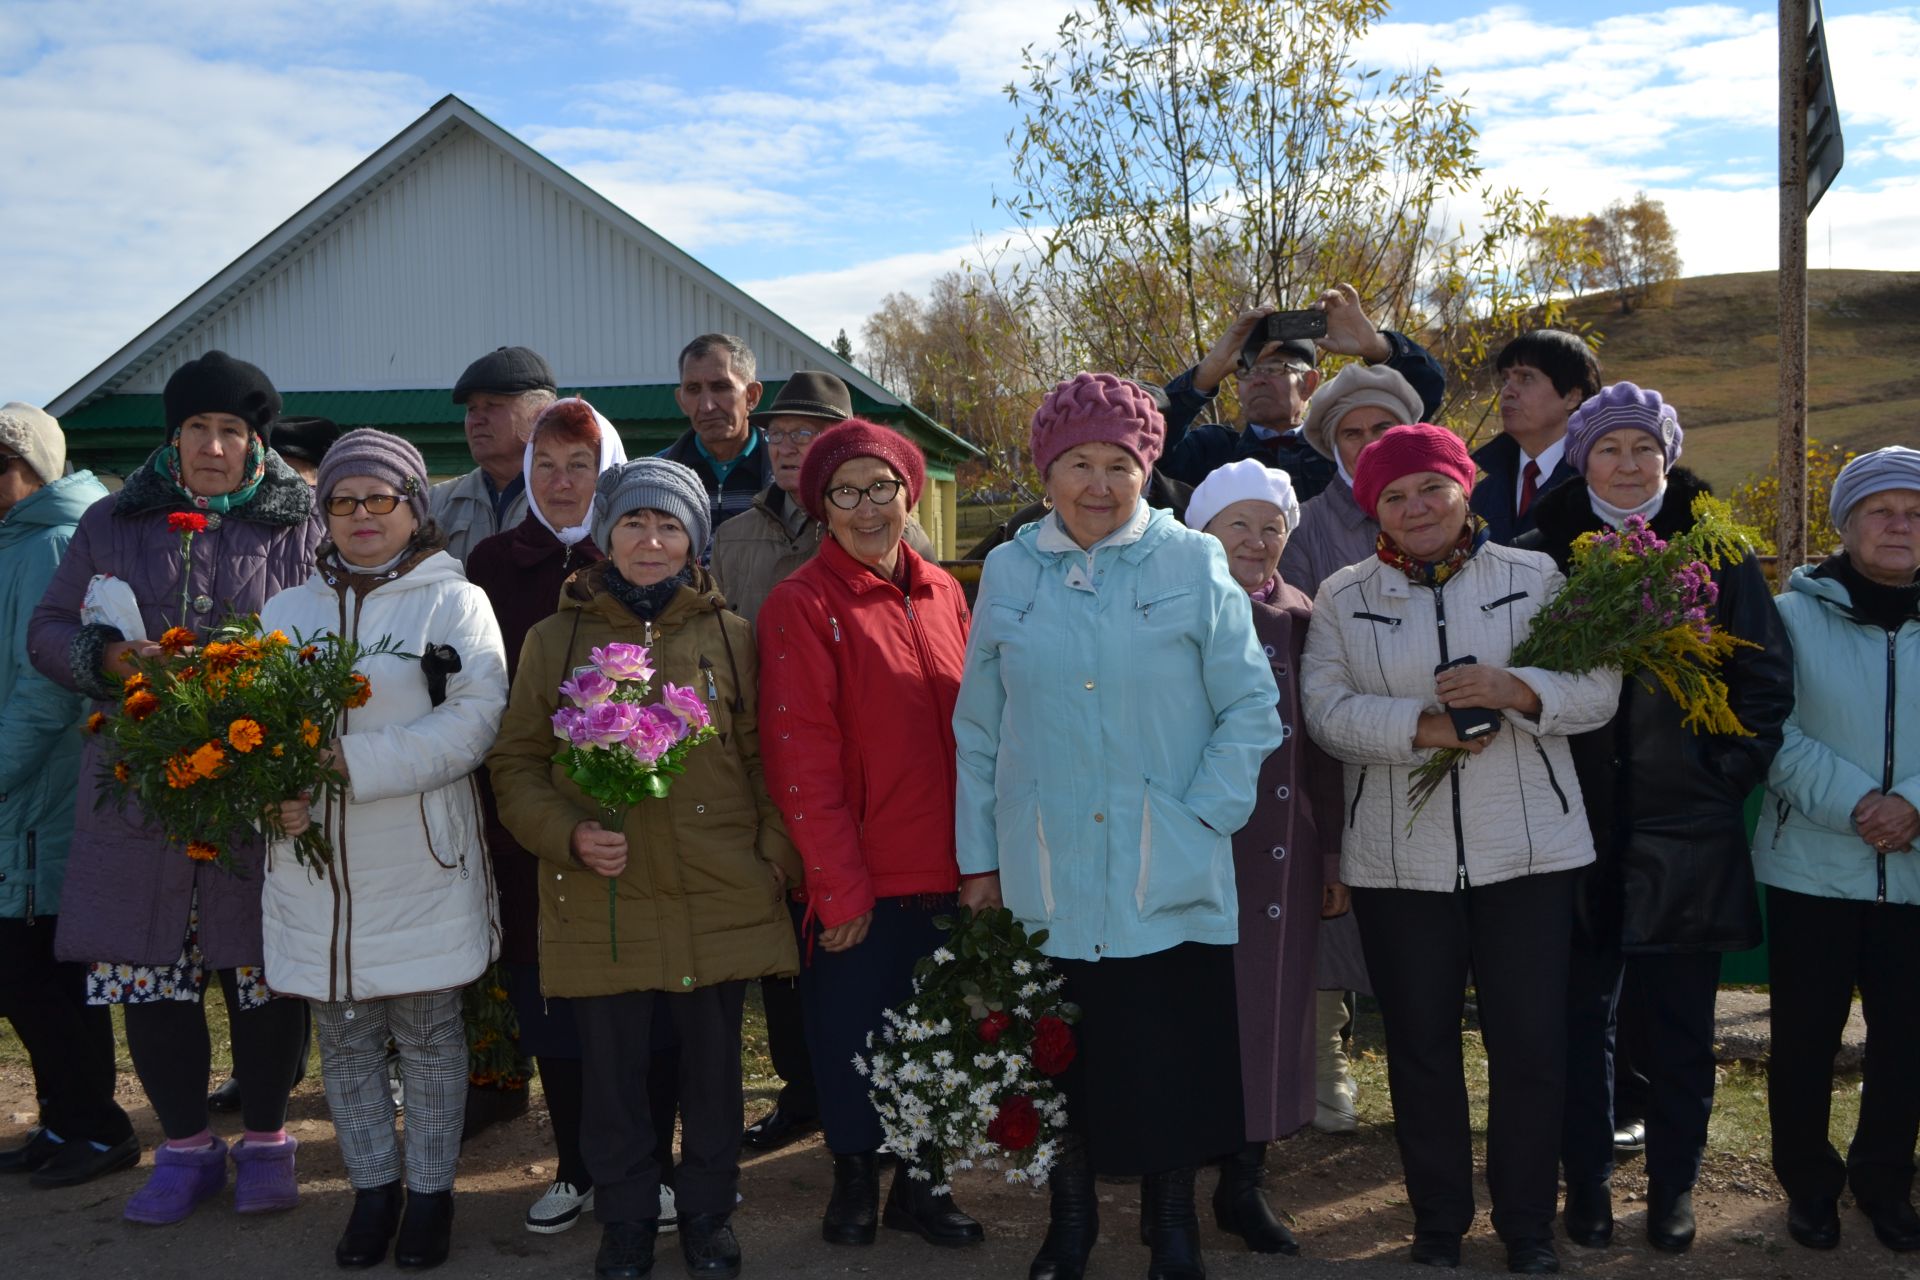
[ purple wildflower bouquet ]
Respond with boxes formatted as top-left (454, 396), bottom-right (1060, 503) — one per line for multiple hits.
top-left (1407, 495), bottom-right (1757, 815)
top-left (550, 641), bottom-right (718, 956)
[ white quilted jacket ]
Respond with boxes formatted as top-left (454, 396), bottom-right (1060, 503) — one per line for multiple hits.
top-left (1301, 541), bottom-right (1620, 892)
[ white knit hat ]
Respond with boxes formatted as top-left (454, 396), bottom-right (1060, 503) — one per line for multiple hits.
top-left (0, 401), bottom-right (64, 484)
top-left (1184, 458), bottom-right (1300, 536)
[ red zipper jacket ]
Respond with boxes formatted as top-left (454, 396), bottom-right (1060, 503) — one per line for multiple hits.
top-left (757, 536), bottom-right (971, 930)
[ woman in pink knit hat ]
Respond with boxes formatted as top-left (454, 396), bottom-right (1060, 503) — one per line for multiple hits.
top-left (954, 373), bottom-right (1284, 1280)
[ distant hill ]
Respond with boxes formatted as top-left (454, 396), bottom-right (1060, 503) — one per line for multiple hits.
top-left (1559, 269), bottom-right (1920, 495)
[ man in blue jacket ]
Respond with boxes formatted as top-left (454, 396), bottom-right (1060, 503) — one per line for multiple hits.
top-left (1470, 330), bottom-right (1602, 545)
top-left (0, 402), bottom-right (136, 1189)
top-left (1159, 283), bottom-right (1446, 501)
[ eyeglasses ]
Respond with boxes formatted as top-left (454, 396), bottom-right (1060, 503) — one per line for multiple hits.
top-left (763, 428), bottom-right (818, 446)
top-left (826, 479), bottom-right (903, 510)
top-left (1240, 361), bottom-right (1310, 382)
top-left (325, 494), bottom-right (406, 516)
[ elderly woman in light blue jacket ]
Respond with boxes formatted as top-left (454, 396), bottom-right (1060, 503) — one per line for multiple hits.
top-left (954, 373), bottom-right (1282, 1280)
top-left (1753, 445), bottom-right (1920, 1257)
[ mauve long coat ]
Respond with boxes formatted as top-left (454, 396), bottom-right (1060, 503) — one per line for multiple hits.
top-left (27, 454), bottom-right (323, 969)
top-left (1234, 582), bottom-right (1345, 1141)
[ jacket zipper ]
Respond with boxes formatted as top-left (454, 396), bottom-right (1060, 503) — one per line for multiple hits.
top-left (1432, 582), bottom-right (1470, 892)
top-left (1879, 630), bottom-right (1896, 904)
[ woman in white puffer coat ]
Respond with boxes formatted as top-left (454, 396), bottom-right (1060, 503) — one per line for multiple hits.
top-left (260, 429), bottom-right (507, 1273)
top-left (1301, 425), bottom-right (1619, 1276)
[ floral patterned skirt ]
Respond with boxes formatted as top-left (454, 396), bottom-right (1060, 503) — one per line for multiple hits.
top-left (85, 893), bottom-right (274, 1010)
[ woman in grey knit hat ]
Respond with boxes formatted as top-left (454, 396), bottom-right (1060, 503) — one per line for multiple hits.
top-left (488, 457), bottom-right (799, 1280)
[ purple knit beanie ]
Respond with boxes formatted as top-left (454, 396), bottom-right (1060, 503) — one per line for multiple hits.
top-left (1029, 372), bottom-right (1166, 478)
top-left (316, 429), bottom-right (432, 527)
top-left (1564, 382), bottom-right (1683, 475)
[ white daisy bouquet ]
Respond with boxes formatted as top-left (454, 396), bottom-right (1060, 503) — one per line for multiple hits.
top-left (857, 906), bottom-right (1080, 1191)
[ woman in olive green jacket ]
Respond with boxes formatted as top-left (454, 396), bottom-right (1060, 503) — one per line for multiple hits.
top-left (487, 459), bottom-right (798, 1280)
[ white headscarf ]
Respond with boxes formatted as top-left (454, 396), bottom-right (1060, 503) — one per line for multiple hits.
top-left (522, 397), bottom-right (628, 546)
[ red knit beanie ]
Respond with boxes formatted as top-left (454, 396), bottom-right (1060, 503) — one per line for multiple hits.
top-left (798, 418), bottom-right (927, 523)
top-left (1029, 372), bottom-right (1165, 477)
top-left (1350, 423), bottom-right (1477, 520)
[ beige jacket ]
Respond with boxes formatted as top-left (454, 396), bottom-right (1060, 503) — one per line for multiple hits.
top-left (430, 467), bottom-right (529, 564)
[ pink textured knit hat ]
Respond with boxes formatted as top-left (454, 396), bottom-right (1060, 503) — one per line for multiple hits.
top-left (1029, 372), bottom-right (1166, 478)
top-left (1350, 423), bottom-right (1477, 520)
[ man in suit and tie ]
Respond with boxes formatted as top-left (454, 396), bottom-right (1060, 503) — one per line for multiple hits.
top-left (1470, 330), bottom-right (1602, 544)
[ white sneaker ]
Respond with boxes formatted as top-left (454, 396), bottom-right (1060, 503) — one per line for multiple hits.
top-left (658, 1182), bottom-right (678, 1233)
top-left (525, 1181), bottom-right (594, 1234)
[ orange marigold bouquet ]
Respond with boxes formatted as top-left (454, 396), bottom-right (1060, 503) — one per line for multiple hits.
top-left (92, 617), bottom-right (402, 871)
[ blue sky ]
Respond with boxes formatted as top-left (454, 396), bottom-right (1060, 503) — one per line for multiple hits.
top-left (2, 1), bottom-right (1916, 405)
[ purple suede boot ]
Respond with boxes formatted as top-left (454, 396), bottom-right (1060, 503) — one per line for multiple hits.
top-left (124, 1137), bottom-right (229, 1225)
top-left (232, 1136), bottom-right (300, 1213)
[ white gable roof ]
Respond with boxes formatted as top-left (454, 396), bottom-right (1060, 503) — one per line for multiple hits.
top-left (49, 95), bottom-right (905, 415)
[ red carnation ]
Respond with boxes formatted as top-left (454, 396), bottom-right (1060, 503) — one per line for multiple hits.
top-left (977, 1010), bottom-right (1013, 1044)
top-left (1031, 1015), bottom-right (1077, 1077)
top-left (168, 512), bottom-right (210, 535)
top-left (986, 1094), bottom-right (1040, 1151)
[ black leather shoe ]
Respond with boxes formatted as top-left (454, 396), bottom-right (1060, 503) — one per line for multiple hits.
top-left (595, 1221), bottom-right (658, 1279)
top-left (1561, 1179), bottom-right (1612, 1248)
top-left (1410, 1231), bottom-right (1462, 1267)
top-left (394, 1188), bottom-right (454, 1270)
top-left (1142, 1167), bottom-right (1205, 1280)
top-left (680, 1213), bottom-right (742, 1279)
top-left (1647, 1186), bottom-right (1696, 1252)
top-left (882, 1164), bottom-right (985, 1247)
top-left (1505, 1236), bottom-right (1561, 1274)
top-left (1211, 1142), bottom-right (1299, 1254)
top-left (1787, 1196), bottom-right (1841, 1249)
top-left (207, 1076), bottom-right (243, 1114)
top-left (1029, 1141), bottom-right (1098, 1280)
top-left (29, 1133), bottom-right (139, 1188)
top-left (822, 1152), bottom-right (879, 1245)
top-left (741, 1105), bottom-right (818, 1152)
top-left (0, 1128), bottom-right (61, 1176)
top-left (335, 1181), bottom-right (405, 1269)
top-left (1864, 1199), bottom-right (1920, 1252)
top-left (1612, 1120), bottom-right (1646, 1154)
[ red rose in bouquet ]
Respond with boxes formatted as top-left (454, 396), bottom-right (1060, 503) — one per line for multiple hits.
top-left (977, 1010), bottom-right (1013, 1044)
top-left (985, 1094), bottom-right (1040, 1151)
top-left (1031, 1015), bottom-right (1076, 1077)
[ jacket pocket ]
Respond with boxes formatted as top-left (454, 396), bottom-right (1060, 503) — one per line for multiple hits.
top-left (421, 782), bottom-right (475, 875)
top-left (1136, 783), bottom-right (1231, 921)
top-left (1347, 767), bottom-right (1369, 829)
top-left (1531, 741), bottom-right (1571, 815)
top-left (994, 784), bottom-right (1055, 921)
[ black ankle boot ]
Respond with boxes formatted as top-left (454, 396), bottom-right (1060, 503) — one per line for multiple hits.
top-left (335, 1181), bottom-right (404, 1269)
top-left (822, 1152), bottom-right (879, 1245)
top-left (393, 1188), bottom-right (454, 1270)
top-left (1561, 1179), bottom-right (1613, 1248)
top-left (1030, 1141), bottom-right (1099, 1280)
top-left (1143, 1167), bottom-right (1205, 1280)
top-left (882, 1164), bottom-right (985, 1246)
top-left (1646, 1184), bottom-right (1696, 1252)
top-left (1211, 1142), bottom-right (1298, 1255)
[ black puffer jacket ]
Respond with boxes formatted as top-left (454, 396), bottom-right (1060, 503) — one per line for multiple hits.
top-left (1518, 468), bottom-right (1794, 954)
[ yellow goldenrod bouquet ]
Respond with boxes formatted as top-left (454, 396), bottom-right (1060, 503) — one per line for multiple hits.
top-left (1408, 495), bottom-right (1759, 815)
top-left (92, 618), bottom-right (402, 871)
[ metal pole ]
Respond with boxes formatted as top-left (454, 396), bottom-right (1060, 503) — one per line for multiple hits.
top-left (1778, 0), bottom-right (1810, 570)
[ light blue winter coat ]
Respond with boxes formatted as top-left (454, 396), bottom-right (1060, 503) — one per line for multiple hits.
top-left (953, 503), bottom-right (1284, 962)
top-left (1753, 563), bottom-right (1920, 904)
top-left (0, 470), bottom-right (109, 918)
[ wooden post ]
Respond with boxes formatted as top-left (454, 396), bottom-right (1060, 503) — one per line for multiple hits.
top-left (1778, 0), bottom-right (1810, 571)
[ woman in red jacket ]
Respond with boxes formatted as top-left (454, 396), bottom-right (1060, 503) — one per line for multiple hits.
top-left (756, 420), bottom-right (983, 1252)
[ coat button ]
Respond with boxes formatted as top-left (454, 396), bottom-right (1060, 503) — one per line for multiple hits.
top-left (204, 513), bottom-right (222, 529)
top-left (1275, 664), bottom-right (1288, 676)
top-left (1266, 903), bottom-right (1282, 919)
top-left (343, 1007), bottom-right (356, 1020)
top-left (694, 803), bottom-right (706, 814)
top-left (1278, 723), bottom-right (1291, 742)
top-left (1274, 785), bottom-right (1290, 800)
top-left (1093, 944), bottom-right (1102, 954)
top-left (192, 594), bottom-right (213, 614)
top-left (1271, 846), bottom-right (1286, 861)
top-left (1093, 813), bottom-right (1104, 823)
top-left (682, 977), bottom-right (694, 987)
top-left (1084, 680), bottom-right (1095, 690)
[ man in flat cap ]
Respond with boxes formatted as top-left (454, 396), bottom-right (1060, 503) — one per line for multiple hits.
top-left (433, 346), bottom-right (558, 562)
top-left (659, 334), bottom-right (775, 545)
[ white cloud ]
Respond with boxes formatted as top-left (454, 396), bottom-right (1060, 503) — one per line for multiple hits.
top-left (739, 238), bottom-right (993, 354)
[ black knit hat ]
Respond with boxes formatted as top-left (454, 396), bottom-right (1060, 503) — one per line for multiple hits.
top-left (749, 370), bottom-right (853, 423)
top-left (272, 416), bottom-right (341, 466)
top-left (163, 350), bottom-right (282, 440)
top-left (452, 346), bottom-right (557, 403)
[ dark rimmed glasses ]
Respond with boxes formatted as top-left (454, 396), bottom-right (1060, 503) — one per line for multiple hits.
top-left (325, 493), bottom-right (406, 517)
top-left (825, 479), bottom-right (904, 510)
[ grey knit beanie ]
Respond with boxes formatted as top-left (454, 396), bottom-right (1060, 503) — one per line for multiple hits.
top-left (316, 429), bottom-right (432, 527)
top-left (1830, 445), bottom-right (1920, 529)
top-left (0, 401), bottom-right (65, 484)
top-left (594, 458), bottom-right (711, 553)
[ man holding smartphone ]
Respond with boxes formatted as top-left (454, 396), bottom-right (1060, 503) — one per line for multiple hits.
top-left (1160, 284), bottom-right (1445, 500)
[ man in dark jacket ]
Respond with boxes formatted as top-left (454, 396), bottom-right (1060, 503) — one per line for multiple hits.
top-left (659, 333), bottom-right (775, 543)
top-left (1471, 329), bottom-right (1601, 544)
top-left (1159, 283), bottom-right (1445, 502)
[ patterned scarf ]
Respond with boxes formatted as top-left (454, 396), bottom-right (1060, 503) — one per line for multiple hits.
top-left (1375, 514), bottom-right (1490, 587)
top-left (605, 566), bottom-right (694, 621)
top-left (158, 436), bottom-right (268, 513)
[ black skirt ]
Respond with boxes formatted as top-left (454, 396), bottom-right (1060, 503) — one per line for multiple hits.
top-left (1054, 941), bottom-right (1244, 1176)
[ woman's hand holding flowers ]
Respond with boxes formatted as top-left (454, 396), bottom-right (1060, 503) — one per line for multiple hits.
top-left (104, 639), bottom-right (164, 677)
top-left (1434, 662), bottom-right (1541, 716)
top-left (1414, 712), bottom-right (1496, 754)
top-left (957, 874), bottom-right (1003, 913)
top-left (570, 820), bottom-right (629, 877)
top-left (274, 796), bottom-right (313, 838)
